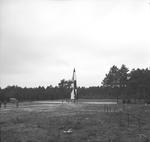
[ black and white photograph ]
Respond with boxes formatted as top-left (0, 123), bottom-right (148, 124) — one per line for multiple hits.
top-left (0, 0), bottom-right (150, 141)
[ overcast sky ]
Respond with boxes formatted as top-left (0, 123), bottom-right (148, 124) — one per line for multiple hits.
top-left (0, 0), bottom-right (150, 88)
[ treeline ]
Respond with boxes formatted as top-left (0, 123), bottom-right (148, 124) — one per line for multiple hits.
top-left (0, 85), bottom-right (119, 102)
top-left (0, 65), bottom-right (150, 102)
top-left (0, 86), bottom-right (62, 102)
top-left (101, 65), bottom-right (150, 103)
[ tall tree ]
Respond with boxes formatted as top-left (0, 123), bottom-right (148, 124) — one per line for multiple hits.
top-left (118, 64), bottom-right (129, 100)
top-left (102, 65), bottom-right (120, 88)
top-left (58, 79), bottom-right (72, 100)
top-left (119, 64), bottom-right (129, 88)
top-left (127, 68), bottom-right (150, 102)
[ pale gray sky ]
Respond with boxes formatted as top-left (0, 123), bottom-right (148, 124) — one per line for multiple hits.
top-left (0, 0), bottom-right (150, 88)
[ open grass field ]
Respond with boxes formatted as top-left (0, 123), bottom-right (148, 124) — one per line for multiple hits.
top-left (0, 100), bottom-right (150, 142)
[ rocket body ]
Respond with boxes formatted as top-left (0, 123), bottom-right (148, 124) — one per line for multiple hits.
top-left (71, 69), bottom-right (77, 100)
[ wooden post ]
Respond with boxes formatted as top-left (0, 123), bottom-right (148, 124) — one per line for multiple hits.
top-left (107, 105), bottom-right (108, 112)
top-left (123, 104), bottom-right (125, 112)
top-left (138, 119), bottom-right (141, 132)
top-left (116, 104), bottom-right (118, 112)
top-left (0, 127), bottom-right (1, 142)
top-left (113, 104), bottom-right (115, 112)
top-left (103, 105), bottom-right (105, 112)
top-left (127, 113), bottom-right (129, 127)
top-left (117, 95), bottom-right (118, 103)
top-left (16, 101), bottom-right (19, 108)
top-left (119, 111), bottom-right (122, 127)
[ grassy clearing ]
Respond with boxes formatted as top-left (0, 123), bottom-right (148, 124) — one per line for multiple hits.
top-left (0, 102), bottom-right (150, 142)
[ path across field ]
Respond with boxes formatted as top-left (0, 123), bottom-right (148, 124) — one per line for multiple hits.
top-left (0, 100), bottom-right (118, 112)
top-left (1, 100), bottom-right (150, 115)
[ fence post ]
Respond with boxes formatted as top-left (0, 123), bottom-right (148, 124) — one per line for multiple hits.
top-left (138, 119), bottom-right (141, 132)
top-left (119, 111), bottom-right (122, 127)
top-left (0, 127), bottom-right (1, 142)
top-left (127, 113), bottom-right (130, 127)
top-left (104, 104), bottom-right (105, 112)
top-left (106, 105), bottom-right (108, 112)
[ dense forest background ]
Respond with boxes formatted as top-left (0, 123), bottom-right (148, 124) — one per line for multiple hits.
top-left (0, 65), bottom-right (150, 103)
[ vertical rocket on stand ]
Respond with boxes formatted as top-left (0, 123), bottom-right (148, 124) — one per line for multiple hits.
top-left (71, 68), bottom-right (77, 101)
